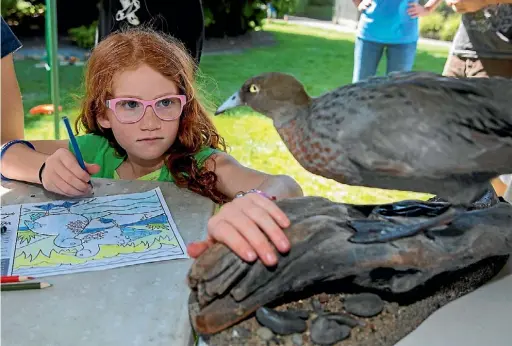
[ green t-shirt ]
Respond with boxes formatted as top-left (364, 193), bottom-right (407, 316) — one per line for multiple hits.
top-left (68, 134), bottom-right (220, 182)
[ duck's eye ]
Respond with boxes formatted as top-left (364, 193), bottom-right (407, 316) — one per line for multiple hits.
top-left (249, 84), bottom-right (259, 93)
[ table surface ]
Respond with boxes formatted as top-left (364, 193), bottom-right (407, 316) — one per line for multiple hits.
top-left (1, 178), bottom-right (215, 346)
top-left (396, 257), bottom-right (512, 346)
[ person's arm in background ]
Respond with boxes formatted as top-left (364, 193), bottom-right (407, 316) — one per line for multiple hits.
top-left (352, 0), bottom-right (372, 11)
top-left (446, 0), bottom-right (512, 14)
top-left (1, 16), bottom-right (25, 144)
top-left (408, 0), bottom-right (445, 18)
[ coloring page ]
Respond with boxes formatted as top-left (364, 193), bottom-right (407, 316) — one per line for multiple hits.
top-left (1, 188), bottom-right (188, 277)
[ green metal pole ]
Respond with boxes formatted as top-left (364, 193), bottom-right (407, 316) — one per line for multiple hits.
top-left (45, 0), bottom-right (60, 139)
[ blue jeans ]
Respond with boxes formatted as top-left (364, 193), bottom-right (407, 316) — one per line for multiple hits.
top-left (352, 37), bottom-right (418, 83)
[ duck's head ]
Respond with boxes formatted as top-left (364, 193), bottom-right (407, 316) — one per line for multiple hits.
top-left (215, 72), bottom-right (311, 121)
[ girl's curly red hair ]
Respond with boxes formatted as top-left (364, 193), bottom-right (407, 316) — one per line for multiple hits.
top-left (76, 26), bottom-right (229, 204)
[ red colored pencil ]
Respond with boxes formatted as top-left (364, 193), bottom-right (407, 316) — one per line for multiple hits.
top-left (1, 276), bottom-right (35, 283)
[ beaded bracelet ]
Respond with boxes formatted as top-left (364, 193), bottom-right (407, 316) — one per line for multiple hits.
top-left (235, 189), bottom-right (277, 201)
top-left (0, 139), bottom-right (36, 181)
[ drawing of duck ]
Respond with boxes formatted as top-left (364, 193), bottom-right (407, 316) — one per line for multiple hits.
top-left (75, 224), bottom-right (129, 258)
top-left (24, 213), bottom-right (88, 248)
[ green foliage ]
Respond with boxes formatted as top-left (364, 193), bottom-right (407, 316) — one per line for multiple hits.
top-left (271, 0), bottom-right (301, 17)
top-left (434, 2), bottom-right (456, 17)
top-left (1, 0), bottom-right (45, 23)
top-left (1, 0), bottom-right (18, 17)
top-left (68, 21), bottom-right (97, 49)
top-left (202, 0), bottom-right (266, 37)
top-left (419, 12), bottom-right (444, 39)
top-left (439, 14), bottom-right (461, 41)
top-left (419, 5), bottom-right (461, 42)
top-left (203, 7), bottom-right (215, 28)
top-left (201, 0), bottom-right (305, 37)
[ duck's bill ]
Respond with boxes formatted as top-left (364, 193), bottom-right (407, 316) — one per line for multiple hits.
top-left (215, 91), bottom-right (243, 115)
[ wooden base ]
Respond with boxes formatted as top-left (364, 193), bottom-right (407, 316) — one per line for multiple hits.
top-left (187, 193), bottom-right (512, 335)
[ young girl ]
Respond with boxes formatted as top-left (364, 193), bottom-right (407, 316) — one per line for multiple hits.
top-left (0, 27), bottom-right (303, 267)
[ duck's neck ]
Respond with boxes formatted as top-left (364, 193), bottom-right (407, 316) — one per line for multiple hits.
top-left (273, 106), bottom-right (309, 158)
top-left (271, 105), bottom-right (308, 130)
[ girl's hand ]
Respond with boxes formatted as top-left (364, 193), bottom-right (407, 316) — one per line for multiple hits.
top-left (357, 0), bottom-right (373, 11)
top-left (41, 148), bottom-right (100, 197)
top-left (407, 2), bottom-right (431, 18)
top-left (186, 192), bottom-right (291, 267)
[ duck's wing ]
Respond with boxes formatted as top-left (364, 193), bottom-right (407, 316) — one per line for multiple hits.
top-left (331, 73), bottom-right (512, 179)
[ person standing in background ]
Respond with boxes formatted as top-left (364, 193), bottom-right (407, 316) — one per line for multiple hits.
top-left (1, 16), bottom-right (25, 144)
top-left (351, 0), bottom-right (444, 83)
top-left (442, 0), bottom-right (512, 201)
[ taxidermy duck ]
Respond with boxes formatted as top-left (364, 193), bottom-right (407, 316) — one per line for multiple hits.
top-left (215, 71), bottom-right (512, 243)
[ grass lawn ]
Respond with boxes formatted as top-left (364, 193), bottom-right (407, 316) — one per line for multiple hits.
top-left (16, 22), bottom-right (450, 204)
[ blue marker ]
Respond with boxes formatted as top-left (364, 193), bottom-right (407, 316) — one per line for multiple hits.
top-left (62, 116), bottom-right (94, 190)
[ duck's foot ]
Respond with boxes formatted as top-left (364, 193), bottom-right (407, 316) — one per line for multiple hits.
top-left (371, 200), bottom-right (451, 218)
top-left (347, 207), bottom-right (463, 244)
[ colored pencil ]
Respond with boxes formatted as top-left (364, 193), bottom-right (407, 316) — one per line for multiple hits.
top-left (62, 116), bottom-right (94, 190)
top-left (1, 275), bottom-right (34, 283)
top-left (1, 282), bottom-right (51, 291)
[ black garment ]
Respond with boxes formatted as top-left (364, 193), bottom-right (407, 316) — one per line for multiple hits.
top-left (97, 0), bottom-right (205, 64)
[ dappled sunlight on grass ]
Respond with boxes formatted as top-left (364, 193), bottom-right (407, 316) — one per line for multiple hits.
top-left (20, 22), bottom-right (441, 204)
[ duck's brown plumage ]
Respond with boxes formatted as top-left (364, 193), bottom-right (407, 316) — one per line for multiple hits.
top-left (217, 71), bottom-right (512, 205)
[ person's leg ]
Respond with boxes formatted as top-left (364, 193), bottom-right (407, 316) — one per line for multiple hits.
top-left (352, 38), bottom-right (384, 83)
top-left (445, 56), bottom-right (512, 78)
top-left (442, 54), bottom-right (467, 77)
top-left (385, 41), bottom-right (417, 74)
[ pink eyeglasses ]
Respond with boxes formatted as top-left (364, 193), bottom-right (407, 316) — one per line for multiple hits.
top-left (106, 94), bottom-right (187, 124)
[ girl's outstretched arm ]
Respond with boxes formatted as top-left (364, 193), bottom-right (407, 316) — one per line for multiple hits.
top-left (208, 152), bottom-right (303, 201)
top-left (187, 152), bottom-right (304, 267)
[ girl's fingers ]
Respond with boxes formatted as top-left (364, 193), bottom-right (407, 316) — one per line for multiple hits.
top-left (187, 235), bottom-right (217, 258)
top-left (248, 193), bottom-right (290, 229)
top-left (208, 219), bottom-right (259, 263)
top-left (85, 162), bottom-right (101, 175)
top-left (242, 202), bottom-right (290, 254)
top-left (54, 164), bottom-right (90, 194)
top-left (53, 170), bottom-right (89, 196)
top-left (60, 155), bottom-right (91, 183)
top-left (45, 180), bottom-right (75, 197)
top-left (223, 212), bottom-right (278, 266)
top-left (187, 241), bottom-right (210, 258)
